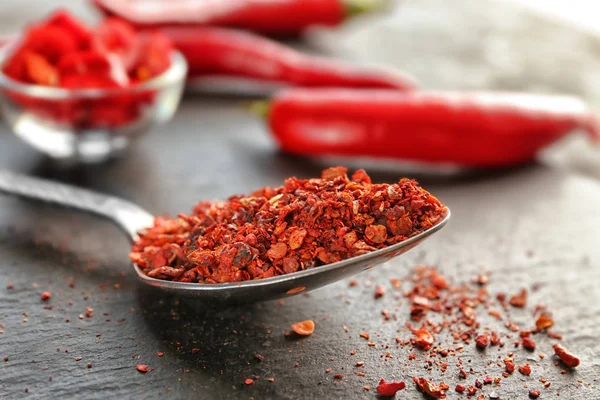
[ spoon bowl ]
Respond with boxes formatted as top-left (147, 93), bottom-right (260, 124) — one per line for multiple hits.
top-left (0, 169), bottom-right (449, 303)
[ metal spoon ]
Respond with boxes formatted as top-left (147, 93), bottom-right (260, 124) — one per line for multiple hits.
top-left (0, 169), bottom-right (450, 303)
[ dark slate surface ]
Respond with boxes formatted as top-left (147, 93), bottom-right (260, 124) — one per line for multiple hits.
top-left (1, 1), bottom-right (600, 399)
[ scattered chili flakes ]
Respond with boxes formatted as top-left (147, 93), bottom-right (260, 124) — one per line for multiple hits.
top-left (467, 386), bottom-right (477, 396)
top-left (553, 343), bottom-right (580, 368)
top-left (528, 389), bottom-right (541, 399)
top-left (519, 363), bottom-right (532, 376)
top-left (156, 352), bottom-right (164, 357)
top-left (359, 332), bottom-right (370, 340)
top-left (509, 289), bottom-right (527, 308)
top-left (245, 378), bottom-right (254, 385)
top-left (268, 377), bottom-right (275, 382)
top-left (291, 320), bottom-right (315, 336)
top-left (547, 332), bottom-right (563, 340)
top-left (364, 385), bottom-right (370, 391)
top-left (504, 358), bottom-right (515, 373)
top-left (255, 354), bottom-right (264, 362)
top-left (129, 167), bottom-right (447, 283)
top-left (41, 291), bottom-right (51, 301)
top-left (136, 364), bottom-right (149, 373)
top-left (334, 374), bottom-right (343, 380)
top-left (349, 280), bottom-right (358, 287)
top-left (455, 384), bottom-right (465, 393)
top-left (374, 285), bottom-right (386, 299)
top-left (191, 348), bottom-right (200, 354)
top-left (376, 379), bottom-right (406, 397)
top-left (413, 377), bottom-right (448, 399)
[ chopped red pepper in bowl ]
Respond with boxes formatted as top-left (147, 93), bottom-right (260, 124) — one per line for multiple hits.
top-left (0, 10), bottom-right (187, 163)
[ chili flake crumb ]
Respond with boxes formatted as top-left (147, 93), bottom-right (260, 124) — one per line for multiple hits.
top-left (455, 384), bottom-right (465, 393)
top-left (255, 354), bottom-right (264, 362)
top-left (535, 313), bottom-right (554, 331)
top-left (364, 385), bottom-right (370, 391)
top-left (192, 348), bottom-right (200, 354)
top-left (41, 291), bottom-right (51, 301)
top-left (475, 333), bottom-right (489, 349)
top-left (87, 363), bottom-right (92, 369)
top-left (136, 364), bottom-right (149, 373)
top-left (547, 332), bottom-right (563, 340)
top-left (467, 386), bottom-right (477, 396)
top-left (359, 332), bottom-right (370, 340)
top-left (6, 284), bottom-right (13, 289)
top-left (519, 363), bottom-right (532, 375)
top-left (355, 361), bottom-right (364, 367)
top-left (412, 328), bottom-right (434, 350)
top-left (483, 376), bottom-right (492, 385)
top-left (75, 357), bottom-right (82, 361)
top-left (245, 378), bottom-right (254, 385)
top-left (4, 356), bottom-right (8, 362)
top-left (129, 168), bottom-right (447, 283)
top-left (291, 320), bottom-right (315, 336)
top-left (268, 377), bottom-right (275, 382)
top-left (522, 336), bottom-right (536, 351)
top-left (528, 389), bottom-right (541, 399)
top-left (334, 374), bottom-right (343, 380)
top-left (553, 343), bottom-right (580, 368)
top-left (374, 285), bottom-right (386, 299)
top-left (509, 289), bottom-right (527, 308)
top-left (376, 379), bottom-right (406, 396)
top-left (349, 280), bottom-right (358, 287)
top-left (504, 358), bottom-right (515, 373)
top-left (325, 368), bottom-right (331, 373)
top-left (474, 379), bottom-right (482, 389)
top-left (157, 352), bottom-right (164, 357)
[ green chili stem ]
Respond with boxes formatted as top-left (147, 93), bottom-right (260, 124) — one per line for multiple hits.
top-left (344, 0), bottom-right (388, 17)
top-left (246, 100), bottom-right (271, 120)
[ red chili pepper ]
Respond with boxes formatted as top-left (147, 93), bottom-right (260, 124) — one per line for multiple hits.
top-left (23, 52), bottom-right (59, 86)
top-left (93, 0), bottom-right (385, 36)
top-left (46, 9), bottom-right (93, 50)
top-left (257, 90), bottom-right (599, 167)
top-left (158, 26), bottom-right (416, 90)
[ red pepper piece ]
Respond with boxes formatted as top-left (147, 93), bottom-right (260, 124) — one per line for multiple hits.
top-left (21, 24), bottom-right (78, 64)
top-left (58, 51), bottom-right (127, 88)
top-left (46, 10), bottom-right (93, 50)
top-left (260, 90), bottom-right (599, 167)
top-left (92, 0), bottom-right (381, 36)
top-left (2, 47), bottom-right (29, 82)
top-left (23, 51), bottom-right (59, 86)
top-left (160, 26), bottom-right (416, 90)
top-left (129, 31), bottom-right (172, 82)
top-left (94, 18), bottom-right (139, 71)
top-left (376, 379), bottom-right (405, 397)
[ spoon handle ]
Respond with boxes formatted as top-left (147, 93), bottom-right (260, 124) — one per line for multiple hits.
top-left (0, 169), bottom-right (154, 240)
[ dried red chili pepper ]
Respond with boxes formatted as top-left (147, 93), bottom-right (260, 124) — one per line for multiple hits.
top-left (155, 26), bottom-right (415, 90)
top-left (553, 344), bottom-right (580, 368)
top-left (413, 377), bottom-right (448, 399)
top-left (376, 379), bottom-right (405, 397)
top-left (257, 90), bottom-right (599, 167)
top-left (93, 0), bottom-right (386, 36)
top-left (130, 167), bottom-right (447, 283)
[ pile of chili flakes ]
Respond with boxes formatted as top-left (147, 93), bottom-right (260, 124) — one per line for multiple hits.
top-left (130, 167), bottom-right (447, 283)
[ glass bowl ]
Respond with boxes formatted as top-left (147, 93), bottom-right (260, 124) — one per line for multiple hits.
top-left (0, 47), bottom-right (187, 163)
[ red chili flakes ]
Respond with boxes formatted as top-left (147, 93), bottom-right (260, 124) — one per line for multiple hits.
top-left (412, 328), bottom-right (434, 350)
top-left (191, 348), bottom-right (200, 354)
top-left (129, 167), bottom-right (447, 283)
top-left (467, 386), bottom-right (477, 396)
top-left (431, 273), bottom-right (448, 290)
top-left (245, 378), bottom-right (254, 385)
top-left (349, 280), bottom-right (358, 287)
top-left (136, 364), bottom-right (149, 373)
top-left (376, 379), bottom-right (406, 397)
top-left (374, 285), bottom-right (386, 299)
top-left (41, 291), bottom-right (51, 301)
top-left (509, 289), bottom-right (527, 308)
top-left (413, 377), bottom-right (449, 399)
top-left (535, 313), bottom-right (554, 331)
top-left (455, 384), bottom-right (465, 393)
top-left (552, 343), bottom-right (580, 368)
top-left (483, 376), bottom-right (492, 385)
top-left (255, 354), bottom-right (264, 362)
top-left (156, 352), bottom-right (164, 357)
top-left (504, 358), bottom-right (515, 373)
top-left (528, 389), bottom-right (541, 399)
top-left (359, 332), bottom-right (370, 340)
top-left (522, 336), bottom-right (536, 351)
top-left (475, 333), bottom-right (489, 349)
top-left (519, 363), bottom-right (532, 375)
top-left (488, 309), bottom-right (502, 320)
top-left (291, 320), bottom-right (315, 336)
top-left (334, 374), bottom-right (343, 380)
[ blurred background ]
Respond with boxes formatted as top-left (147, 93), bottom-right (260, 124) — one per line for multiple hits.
top-left (1, 0), bottom-right (600, 176)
